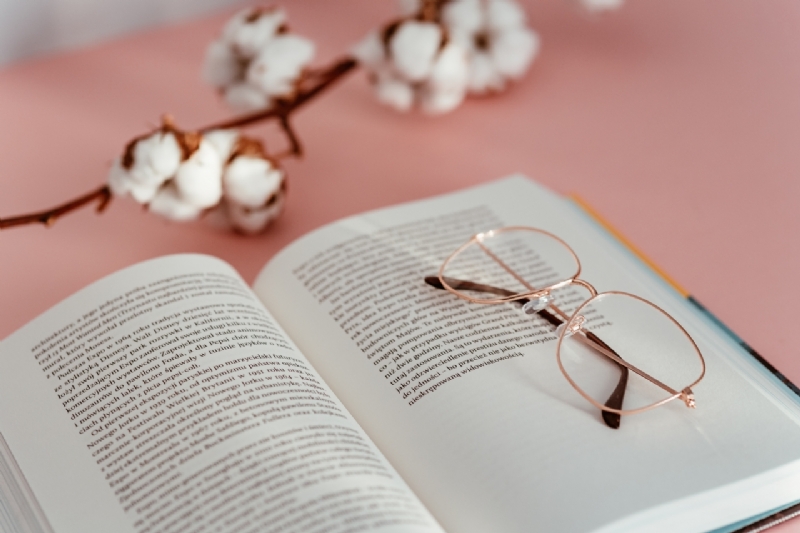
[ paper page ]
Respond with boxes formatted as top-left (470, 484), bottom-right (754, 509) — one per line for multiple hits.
top-left (253, 175), bottom-right (800, 533)
top-left (0, 255), bottom-right (443, 533)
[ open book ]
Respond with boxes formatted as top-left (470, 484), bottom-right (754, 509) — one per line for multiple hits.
top-left (2, 176), bottom-right (800, 533)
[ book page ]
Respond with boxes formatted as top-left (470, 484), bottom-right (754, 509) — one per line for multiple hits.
top-left (0, 255), bottom-right (443, 533)
top-left (254, 175), bottom-right (800, 533)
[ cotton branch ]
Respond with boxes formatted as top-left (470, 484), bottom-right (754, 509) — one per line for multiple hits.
top-left (0, 0), bottom-right (560, 232)
top-left (0, 56), bottom-right (357, 231)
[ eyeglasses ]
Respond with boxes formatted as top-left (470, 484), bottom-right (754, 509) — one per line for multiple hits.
top-left (426, 226), bottom-right (706, 429)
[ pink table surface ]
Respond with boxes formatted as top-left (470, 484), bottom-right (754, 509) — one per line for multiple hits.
top-left (1, 1), bottom-right (799, 530)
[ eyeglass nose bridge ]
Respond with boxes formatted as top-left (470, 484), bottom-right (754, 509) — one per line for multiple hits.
top-left (519, 278), bottom-right (597, 323)
top-left (568, 277), bottom-right (598, 298)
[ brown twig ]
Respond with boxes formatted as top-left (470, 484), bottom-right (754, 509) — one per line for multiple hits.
top-left (0, 56), bottom-right (359, 231)
top-left (0, 185), bottom-right (112, 230)
top-left (275, 114), bottom-right (304, 159)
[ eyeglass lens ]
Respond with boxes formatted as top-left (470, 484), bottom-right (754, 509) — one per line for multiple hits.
top-left (558, 293), bottom-right (703, 412)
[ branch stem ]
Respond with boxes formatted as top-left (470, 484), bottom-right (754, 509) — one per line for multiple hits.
top-left (0, 185), bottom-right (111, 230)
top-left (275, 115), bottom-right (303, 159)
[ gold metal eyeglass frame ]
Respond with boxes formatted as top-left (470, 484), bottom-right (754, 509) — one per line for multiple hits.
top-left (428, 226), bottom-right (706, 429)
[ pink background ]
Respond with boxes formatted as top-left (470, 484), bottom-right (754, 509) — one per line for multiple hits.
top-left (1, 1), bottom-right (799, 529)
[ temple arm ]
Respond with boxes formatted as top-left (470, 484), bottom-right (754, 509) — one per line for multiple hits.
top-left (424, 275), bottom-right (628, 429)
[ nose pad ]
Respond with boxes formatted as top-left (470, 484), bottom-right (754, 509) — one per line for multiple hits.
top-left (556, 314), bottom-right (585, 338)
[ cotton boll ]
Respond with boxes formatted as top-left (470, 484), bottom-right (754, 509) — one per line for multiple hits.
top-left (129, 183), bottom-right (162, 204)
top-left (421, 43), bottom-right (469, 114)
top-left (442, 0), bottom-right (484, 37)
top-left (352, 30), bottom-right (385, 69)
top-left (360, 10), bottom-right (530, 113)
top-left (108, 157), bottom-right (160, 203)
top-left (224, 82), bottom-right (270, 112)
top-left (124, 131), bottom-right (182, 196)
top-left (490, 26), bottom-right (539, 78)
top-left (467, 52), bottom-right (506, 93)
top-left (223, 8), bottom-right (286, 57)
top-left (132, 132), bottom-right (182, 181)
top-left (204, 129), bottom-right (240, 163)
top-left (206, 7), bottom-right (318, 113)
top-left (227, 195), bottom-right (285, 234)
top-left (203, 40), bottom-right (240, 87)
top-left (428, 42), bottom-right (469, 93)
top-left (375, 73), bottom-right (414, 111)
top-left (390, 21), bottom-right (441, 82)
top-left (149, 185), bottom-right (204, 221)
top-left (269, 35), bottom-right (316, 72)
top-left (174, 140), bottom-right (223, 209)
top-left (419, 67), bottom-right (466, 115)
top-left (486, 0), bottom-right (527, 32)
top-left (441, 0), bottom-right (539, 96)
top-left (223, 156), bottom-right (283, 208)
top-left (248, 34), bottom-right (315, 97)
top-left (129, 183), bottom-right (161, 204)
